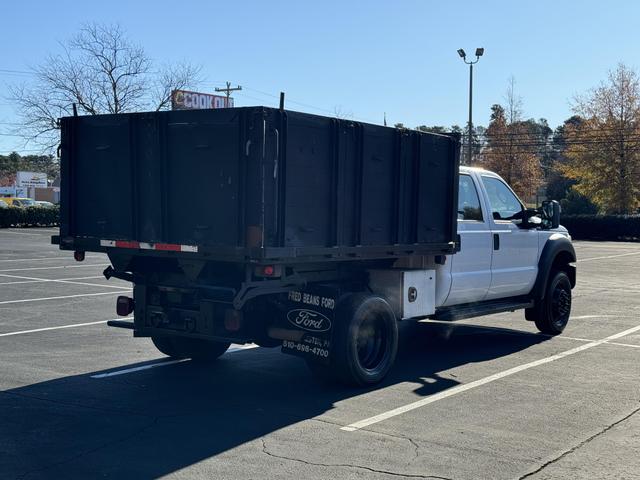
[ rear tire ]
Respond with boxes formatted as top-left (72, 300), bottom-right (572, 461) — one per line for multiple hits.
top-left (527, 271), bottom-right (572, 335)
top-left (151, 336), bottom-right (230, 361)
top-left (307, 293), bottom-right (398, 387)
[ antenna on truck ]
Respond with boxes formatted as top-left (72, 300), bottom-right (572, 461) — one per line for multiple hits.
top-left (279, 92), bottom-right (285, 111)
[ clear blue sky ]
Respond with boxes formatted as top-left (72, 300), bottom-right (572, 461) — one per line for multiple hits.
top-left (1, 0), bottom-right (639, 153)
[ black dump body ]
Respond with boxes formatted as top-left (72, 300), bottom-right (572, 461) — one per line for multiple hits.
top-left (56, 107), bottom-right (460, 264)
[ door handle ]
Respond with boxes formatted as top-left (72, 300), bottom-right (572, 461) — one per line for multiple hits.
top-left (493, 233), bottom-right (500, 250)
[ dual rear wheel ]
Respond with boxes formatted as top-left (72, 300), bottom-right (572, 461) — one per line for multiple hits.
top-left (306, 293), bottom-right (398, 387)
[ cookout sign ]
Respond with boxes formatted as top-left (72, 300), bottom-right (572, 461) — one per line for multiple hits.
top-left (171, 89), bottom-right (233, 110)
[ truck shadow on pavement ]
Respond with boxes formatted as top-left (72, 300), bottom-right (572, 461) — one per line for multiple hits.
top-left (2, 321), bottom-right (550, 479)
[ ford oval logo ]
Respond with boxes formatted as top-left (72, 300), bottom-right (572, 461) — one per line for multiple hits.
top-left (287, 309), bottom-right (332, 332)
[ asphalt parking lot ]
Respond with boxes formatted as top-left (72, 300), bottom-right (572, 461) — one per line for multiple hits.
top-left (1, 228), bottom-right (639, 479)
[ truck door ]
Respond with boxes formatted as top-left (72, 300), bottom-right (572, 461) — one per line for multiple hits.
top-left (443, 174), bottom-right (492, 306)
top-left (480, 175), bottom-right (539, 299)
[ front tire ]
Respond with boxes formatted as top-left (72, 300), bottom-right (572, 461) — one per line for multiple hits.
top-left (307, 293), bottom-right (398, 387)
top-left (151, 336), bottom-right (231, 361)
top-left (527, 271), bottom-right (572, 335)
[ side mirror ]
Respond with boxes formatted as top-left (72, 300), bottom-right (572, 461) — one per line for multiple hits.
top-left (541, 200), bottom-right (561, 229)
top-left (519, 208), bottom-right (542, 229)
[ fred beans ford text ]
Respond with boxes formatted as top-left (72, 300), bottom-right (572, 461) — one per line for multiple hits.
top-left (288, 291), bottom-right (336, 310)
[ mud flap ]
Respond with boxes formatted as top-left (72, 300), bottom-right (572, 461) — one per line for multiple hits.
top-left (275, 286), bottom-right (340, 364)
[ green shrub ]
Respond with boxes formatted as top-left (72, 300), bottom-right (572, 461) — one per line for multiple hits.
top-left (562, 214), bottom-right (640, 241)
top-left (560, 189), bottom-right (598, 215)
top-left (0, 205), bottom-right (60, 228)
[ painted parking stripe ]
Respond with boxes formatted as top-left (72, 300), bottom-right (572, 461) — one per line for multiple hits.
top-left (90, 359), bottom-right (190, 378)
top-left (0, 264), bottom-right (108, 273)
top-left (91, 344), bottom-right (259, 378)
top-left (0, 318), bottom-right (131, 337)
top-left (341, 324), bottom-right (640, 432)
top-left (420, 319), bottom-right (640, 349)
top-left (0, 275), bottom-right (105, 286)
top-left (578, 251), bottom-right (640, 262)
top-left (0, 255), bottom-right (102, 263)
top-left (1, 230), bottom-right (50, 236)
top-left (0, 272), bottom-right (130, 290)
top-left (0, 290), bottom-right (129, 306)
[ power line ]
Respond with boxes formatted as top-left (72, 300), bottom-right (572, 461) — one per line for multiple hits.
top-left (240, 85), bottom-right (381, 124)
top-left (0, 68), bottom-right (33, 76)
top-left (214, 81), bottom-right (242, 108)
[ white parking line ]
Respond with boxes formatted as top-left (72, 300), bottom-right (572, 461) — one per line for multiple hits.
top-left (91, 344), bottom-right (259, 378)
top-left (0, 255), bottom-right (102, 263)
top-left (0, 272), bottom-right (129, 290)
top-left (91, 359), bottom-right (190, 378)
top-left (0, 264), bottom-right (108, 273)
top-left (0, 290), bottom-right (129, 306)
top-left (1, 230), bottom-right (50, 236)
top-left (0, 275), bottom-right (105, 286)
top-left (608, 341), bottom-right (640, 349)
top-left (578, 251), bottom-right (640, 262)
top-left (0, 318), bottom-right (131, 337)
top-left (420, 319), bottom-right (640, 349)
top-left (341, 324), bottom-right (640, 432)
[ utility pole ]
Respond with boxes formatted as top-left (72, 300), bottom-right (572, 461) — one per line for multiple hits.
top-left (457, 48), bottom-right (484, 165)
top-left (215, 81), bottom-right (242, 107)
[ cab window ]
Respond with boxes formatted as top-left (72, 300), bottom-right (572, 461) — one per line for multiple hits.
top-left (457, 174), bottom-right (483, 221)
top-left (481, 176), bottom-right (522, 220)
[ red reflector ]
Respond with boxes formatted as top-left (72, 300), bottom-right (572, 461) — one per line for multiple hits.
top-left (154, 243), bottom-right (181, 251)
top-left (116, 296), bottom-right (135, 316)
top-left (115, 241), bottom-right (139, 249)
top-left (224, 309), bottom-right (242, 331)
top-left (74, 250), bottom-right (85, 262)
top-left (263, 265), bottom-right (275, 276)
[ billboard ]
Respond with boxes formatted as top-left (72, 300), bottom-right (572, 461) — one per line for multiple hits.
top-left (16, 171), bottom-right (47, 188)
top-left (171, 90), bottom-right (234, 110)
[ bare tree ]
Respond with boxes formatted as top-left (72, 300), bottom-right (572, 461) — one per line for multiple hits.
top-left (333, 105), bottom-right (354, 120)
top-left (9, 23), bottom-right (201, 152)
top-left (504, 76), bottom-right (524, 124)
top-left (152, 61), bottom-right (202, 111)
top-left (483, 78), bottom-right (542, 200)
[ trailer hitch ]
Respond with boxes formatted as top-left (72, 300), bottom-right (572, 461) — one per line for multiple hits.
top-left (103, 265), bottom-right (133, 283)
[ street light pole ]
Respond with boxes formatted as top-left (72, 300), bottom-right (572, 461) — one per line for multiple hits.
top-left (457, 48), bottom-right (484, 165)
top-left (468, 62), bottom-right (473, 166)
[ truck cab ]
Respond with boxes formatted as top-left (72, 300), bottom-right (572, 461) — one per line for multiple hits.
top-left (434, 166), bottom-right (575, 334)
top-left (441, 166), bottom-right (569, 306)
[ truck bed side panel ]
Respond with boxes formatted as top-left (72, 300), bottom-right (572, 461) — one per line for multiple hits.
top-left (58, 107), bottom-right (459, 262)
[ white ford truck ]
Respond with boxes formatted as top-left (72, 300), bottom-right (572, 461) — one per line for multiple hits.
top-left (55, 108), bottom-right (575, 386)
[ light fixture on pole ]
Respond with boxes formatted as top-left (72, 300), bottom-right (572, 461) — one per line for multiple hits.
top-left (457, 47), bottom-right (484, 165)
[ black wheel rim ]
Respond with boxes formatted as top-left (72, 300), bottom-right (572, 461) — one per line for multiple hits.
top-left (356, 312), bottom-right (387, 371)
top-left (551, 281), bottom-right (571, 329)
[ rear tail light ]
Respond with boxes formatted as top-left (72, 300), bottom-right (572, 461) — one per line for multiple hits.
top-left (254, 264), bottom-right (282, 278)
top-left (224, 309), bottom-right (242, 331)
top-left (116, 296), bottom-right (135, 316)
